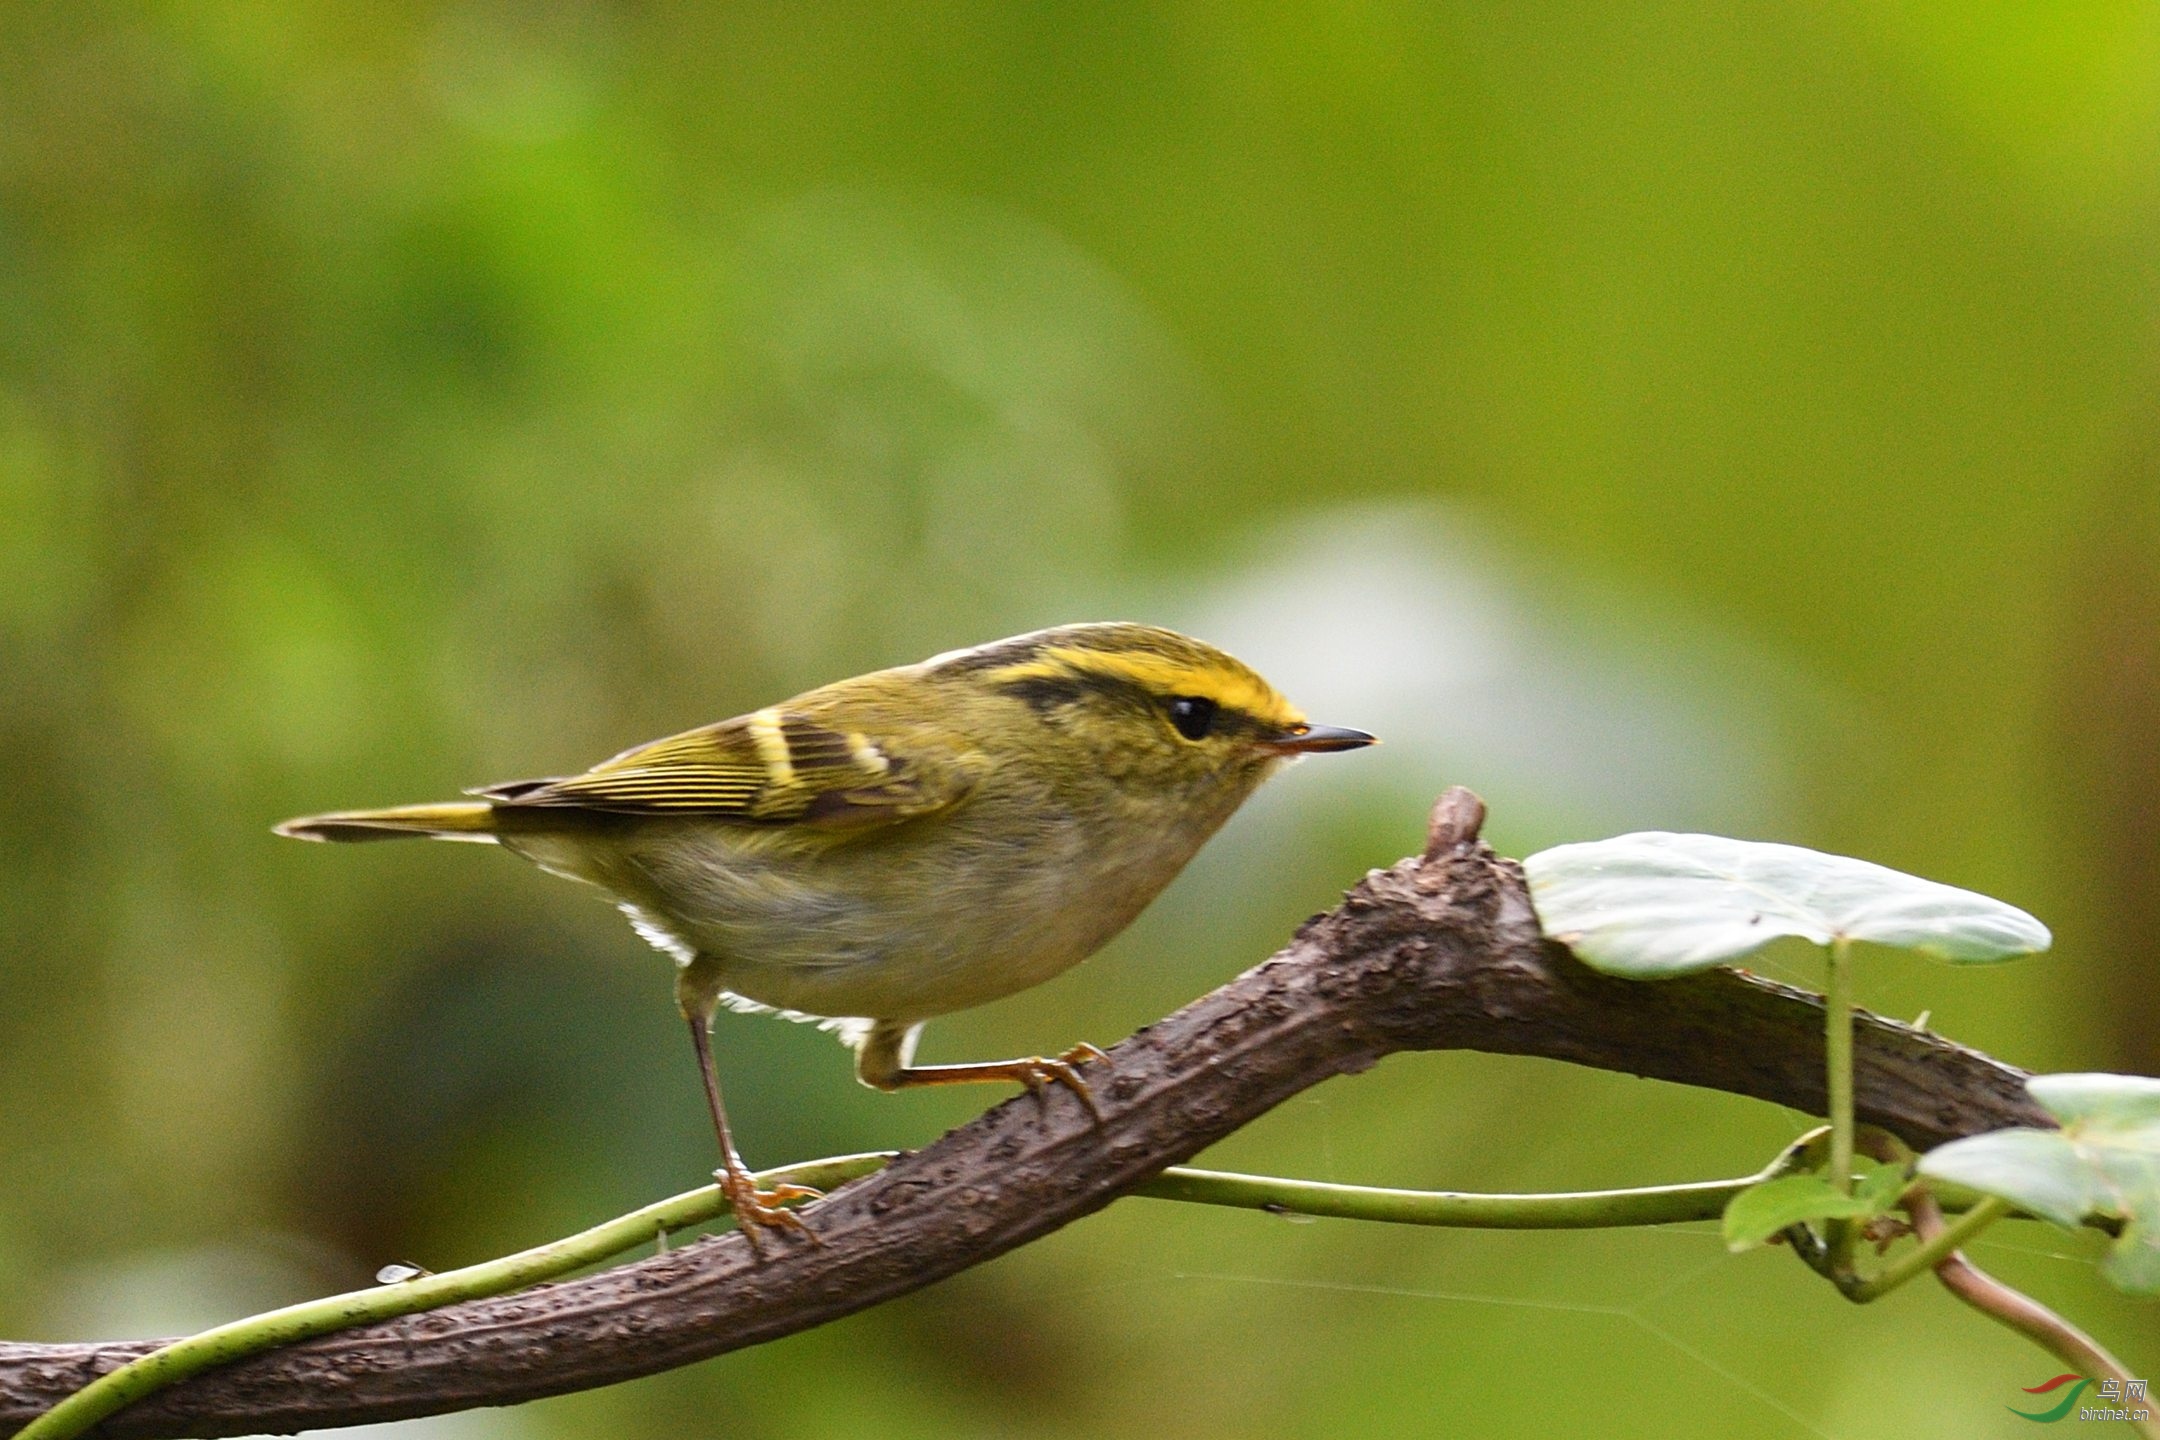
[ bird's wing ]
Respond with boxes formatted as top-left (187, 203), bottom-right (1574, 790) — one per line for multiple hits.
top-left (474, 709), bottom-right (975, 827)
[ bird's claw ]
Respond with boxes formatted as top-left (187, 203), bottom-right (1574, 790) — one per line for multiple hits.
top-left (1013, 1043), bottom-right (1109, 1121)
top-left (716, 1168), bottom-right (825, 1255)
top-left (761, 1180), bottom-right (825, 1205)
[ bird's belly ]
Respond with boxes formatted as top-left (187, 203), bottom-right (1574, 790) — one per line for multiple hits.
top-left (598, 819), bottom-right (1183, 1023)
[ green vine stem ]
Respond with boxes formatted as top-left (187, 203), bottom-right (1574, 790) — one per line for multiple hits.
top-left (1784, 1131), bottom-right (2021, 1306)
top-left (1823, 934), bottom-right (1857, 1273)
top-left (1140, 1163), bottom-right (1787, 1228)
top-left (15, 1150), bottom-right (1809, 1440)
top-left (1905, 1189), bottom-right (2160, 1440)
top-left (12, 1154), bottom-right (890, 1440)
top-left (1844, 1194), bottom-right (2010, 1302)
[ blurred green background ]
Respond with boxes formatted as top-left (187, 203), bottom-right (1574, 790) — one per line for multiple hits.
top-left (4, 4), bottom-right (2158, 1437)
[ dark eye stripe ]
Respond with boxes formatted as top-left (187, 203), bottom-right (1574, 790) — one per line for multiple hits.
top-left (997, 673), bottom-right (1092, 714)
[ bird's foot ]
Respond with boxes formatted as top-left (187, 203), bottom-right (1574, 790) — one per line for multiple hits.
top-left (863, 1042), bottom-right (1113, 1119)
top-left (716, 1164), bottom-right (823, 1256)
top-left (1009, 1043), bottom-right (1109, 1121)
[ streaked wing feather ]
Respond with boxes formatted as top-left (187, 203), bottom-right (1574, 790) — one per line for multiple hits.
top-left (478, 710), bottom-right (966, 826)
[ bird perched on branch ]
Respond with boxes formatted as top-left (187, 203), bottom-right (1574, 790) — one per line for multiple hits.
top-left (277, 623), bottom-right (1374, 1242)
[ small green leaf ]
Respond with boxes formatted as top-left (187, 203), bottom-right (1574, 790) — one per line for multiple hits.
top-left (1522, 831), bottom-right (2050, 978)
top-left (1918, 1072), bottom-right (2160, 1295)
top-left (1723, 1175), bottom-right (1875, 1252)
top-left (1853, 1158), bottom-right (1911, 1213)
top-left (1721, 1159), bottom-right (1907, 1253)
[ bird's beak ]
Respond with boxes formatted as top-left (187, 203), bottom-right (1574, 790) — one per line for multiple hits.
top-left (1260, 723), bottom-right (1378, 756)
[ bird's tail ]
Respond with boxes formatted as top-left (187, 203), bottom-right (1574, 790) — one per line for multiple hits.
top-left (274, 801), bottom-right (500, 844)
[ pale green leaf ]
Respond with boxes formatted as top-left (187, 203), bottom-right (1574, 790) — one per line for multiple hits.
top-left (1523, 831), bottom-right (2050, 978)
top-left (1918, 1072), bottom-right (2160, 1295)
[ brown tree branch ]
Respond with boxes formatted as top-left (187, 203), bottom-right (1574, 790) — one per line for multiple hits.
top-left (0, 792), bottom-right (2048, 1438)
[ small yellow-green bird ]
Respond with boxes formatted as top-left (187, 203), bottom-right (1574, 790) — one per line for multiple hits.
top-left (278, 623), bottom-right (1373, 1240)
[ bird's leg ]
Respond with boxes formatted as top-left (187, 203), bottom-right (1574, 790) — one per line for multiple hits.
top-left (854, 1020), bottom-right (1108, 1120)
top-left (683, 1015), bottom-right (823, 1245)
top-left (676, 958), bottom-right (821, 1251)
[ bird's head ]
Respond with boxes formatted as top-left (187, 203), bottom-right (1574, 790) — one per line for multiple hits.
top-left (929, 622), bottom-right (1375, 804)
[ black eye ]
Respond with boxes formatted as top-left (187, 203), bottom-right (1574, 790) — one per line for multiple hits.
top-left (1167, 696), bottom-right (1218, 741)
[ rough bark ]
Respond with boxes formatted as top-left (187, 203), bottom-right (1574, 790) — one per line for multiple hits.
top-left (0, 792), bottom-right (2049, 1438)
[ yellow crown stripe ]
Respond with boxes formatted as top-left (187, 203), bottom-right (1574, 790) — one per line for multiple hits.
top-left (988, 645), bottom-right (1301, 728)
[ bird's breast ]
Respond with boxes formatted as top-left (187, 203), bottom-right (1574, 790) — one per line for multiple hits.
top-left (601, 797), bottom-right (1215, 1022)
